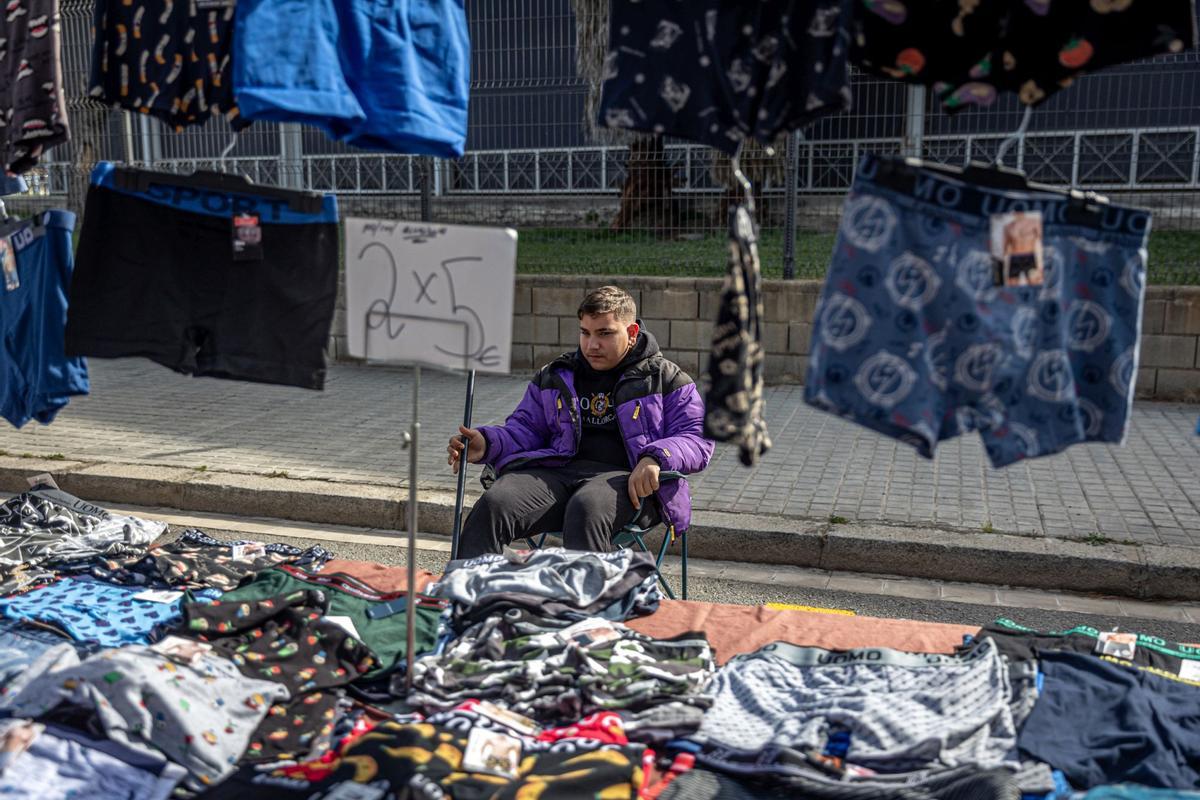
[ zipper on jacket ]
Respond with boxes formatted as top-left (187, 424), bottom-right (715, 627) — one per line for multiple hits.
top-left (632, 401), bottom-right (641, 420)
top-left (551, 371), bottom-right (581, 452)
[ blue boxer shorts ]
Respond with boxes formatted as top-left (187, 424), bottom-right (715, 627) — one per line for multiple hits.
top-left (805, 154), bottom-right (1150, 468)
top-left (232, 0), bottom-right (468, 157)
top-left (0, 211), bottom-right (88, 428)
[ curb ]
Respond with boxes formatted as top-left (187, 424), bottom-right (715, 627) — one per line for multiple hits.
top-left (2, 457), bottom-right (1196, 602)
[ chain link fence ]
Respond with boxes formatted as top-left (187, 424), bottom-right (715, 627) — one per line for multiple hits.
top-left (16, 0), bottom-right (1200, 284)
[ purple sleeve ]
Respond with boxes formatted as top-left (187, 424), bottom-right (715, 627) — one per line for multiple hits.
top-left (477, 382), bottom-right (553, 467)
top-left (638, 383), bottom-right (714, 474)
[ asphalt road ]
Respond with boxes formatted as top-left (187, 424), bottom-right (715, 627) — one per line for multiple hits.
top-left (168, 524), bottom-right (1200, 645)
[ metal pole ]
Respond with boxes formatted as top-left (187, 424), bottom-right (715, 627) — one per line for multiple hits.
top-left (420, 157), bottom-right (433, 221)
top-left (121, 112), bottom-right (136, 164)
top-left (903, 86), bottom-right (927, 159)
top-left (279, 123), bottom-right (304, 189)
top-left (403, 365), bottom-right (421, 691)
top-left (148, 114), bottom-right (163, 164)
top-left (404, 156), bottom-right (434, 692)
top-left (782, 132), bottom-right (800, 280)
top-left (450, 369), bottom-right (476, 561)
top-left (137, 114), bottom-right (153, 167)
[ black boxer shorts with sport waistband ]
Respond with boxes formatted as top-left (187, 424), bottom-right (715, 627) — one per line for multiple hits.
top-left (65, 162), bottom-right (339, 390)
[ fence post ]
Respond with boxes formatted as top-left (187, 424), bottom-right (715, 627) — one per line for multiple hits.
top-left (783, 131), bottom-right (800, 280)
top-left (279, 123), bottom-right (304, 189)
top-left (121, 112), bottom-right (136, 164)
top-left (420, 157), bottom-right (433, 222)
top-left (903, 86), bottom-right (927, 158)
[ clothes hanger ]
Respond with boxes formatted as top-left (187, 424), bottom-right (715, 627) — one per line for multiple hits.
top-left (871, 105), bottom-right (1111, 225)
top-left (730, 142), bottom-right (755, 216)
top-left (112, 131), bottom-right (325, 214)
top-left (0, 194), bottom-right (28, 238)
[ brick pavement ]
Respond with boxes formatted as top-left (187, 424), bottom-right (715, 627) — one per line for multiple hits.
top-left (1, 360), bottom-right (1198, 547)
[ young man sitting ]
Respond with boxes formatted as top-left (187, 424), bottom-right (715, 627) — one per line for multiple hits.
top-left (447, 285), bottom-right (713, 557)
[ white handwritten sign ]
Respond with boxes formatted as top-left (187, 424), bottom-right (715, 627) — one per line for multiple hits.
top-left (344, 218), bottom-right (517, 374)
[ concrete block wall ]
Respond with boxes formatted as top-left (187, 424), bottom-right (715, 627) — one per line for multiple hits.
top-left (1137, 287), bottom-right (1200, 400)
top-left (330, 277), bottom-right (1200, 401)
top-left (508, 275), bottom-right (819, 383)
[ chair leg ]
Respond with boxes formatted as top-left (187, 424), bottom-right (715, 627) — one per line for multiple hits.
top-left (651, 530), bottom-right (676, 601)
top-left (681, 529), bottom-right (688, 600)
top-left (524, 532), bottom-right (552, 550)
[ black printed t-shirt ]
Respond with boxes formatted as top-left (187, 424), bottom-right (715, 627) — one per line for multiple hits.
top-left (572, 333), bottom-right (651, 469)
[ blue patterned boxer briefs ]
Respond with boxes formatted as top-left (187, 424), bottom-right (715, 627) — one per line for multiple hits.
top-left (0, 576), bottom-right (218, 647)
top-left (805, 154), bottom-right (1151, 468)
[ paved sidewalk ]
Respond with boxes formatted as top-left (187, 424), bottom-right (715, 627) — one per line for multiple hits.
top-left (1, 360), bottom-right (1199, 547)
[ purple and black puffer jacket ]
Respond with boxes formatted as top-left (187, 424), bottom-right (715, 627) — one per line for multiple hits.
top-left (478, 330), bottom-right (713, 534)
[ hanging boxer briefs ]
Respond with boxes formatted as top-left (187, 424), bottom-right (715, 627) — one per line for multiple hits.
top-left (0, 210), bottom-right (88, 428)
top-left (89, 0), bottom-right (243, 129)
top-left (805, 154), bottom-right (1150, 468)
top-left (0, 0), bottom-right (69, 172)
top-left (231, 0), bottom-right (469, 157)
top-left (598, 0), bottom-right (854, 152)
top-left (64, 163), bottom-right (339, 390)
top-left (852, 0), bottom-right (1197, 110)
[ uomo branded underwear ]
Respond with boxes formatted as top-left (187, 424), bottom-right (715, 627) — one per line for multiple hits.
top-left (805, 153), bottom-right (1150, 468)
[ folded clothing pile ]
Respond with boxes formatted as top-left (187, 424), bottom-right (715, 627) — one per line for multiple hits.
top-left (431, 547), bottom-right (663, 629)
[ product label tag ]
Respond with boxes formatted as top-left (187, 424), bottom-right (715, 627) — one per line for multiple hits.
top-left (135, 589), bottom-right (184, 604)
top-left (25, 473), bottom-right (59, 489)
top-left (229, 542), bottom-right (265, 560)
top-left (1095, 631), bottom-right (1138, 660)
top-left (150, 635), bottom-right (213, 664)
top-left (463, 727), bottom-right (523, 778)
top-left (232, 213), bottom-right (263, 261)
top-left (1, 239), bottom-right (16, 291)
top-left (325, 615), bottom-right (362, 641)
top-left (989, 210), bottom-right (1044, 287)
top-left (472, 700), bottom-right (540, 736)
top-left (557, 617), bottom-right (621, 648)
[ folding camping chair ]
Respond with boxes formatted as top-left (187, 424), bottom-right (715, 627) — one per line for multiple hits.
top-left (448, 371), bottom-right (691, 599)
top-left (521, 471), bottom-right (689, 600)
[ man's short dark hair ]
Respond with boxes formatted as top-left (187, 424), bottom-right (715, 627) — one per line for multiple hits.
top-left (578, 285), bottom-right (637, 323)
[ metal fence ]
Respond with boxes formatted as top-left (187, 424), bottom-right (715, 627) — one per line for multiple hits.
top-left (19, 0), bottom-right (1200, 284)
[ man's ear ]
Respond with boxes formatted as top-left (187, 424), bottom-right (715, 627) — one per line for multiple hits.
top-left (626, 321), bottom-right (640, 343)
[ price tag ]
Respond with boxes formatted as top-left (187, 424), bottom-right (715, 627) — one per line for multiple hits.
top-left (134, 589), bottom-right (184, 604)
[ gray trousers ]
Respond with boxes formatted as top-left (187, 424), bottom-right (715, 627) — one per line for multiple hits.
top-left (458, 460), bottom-right (657, 558)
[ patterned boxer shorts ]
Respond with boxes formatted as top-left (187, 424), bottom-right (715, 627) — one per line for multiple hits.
top-left (805, 153), bottom-right (1151, 467)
